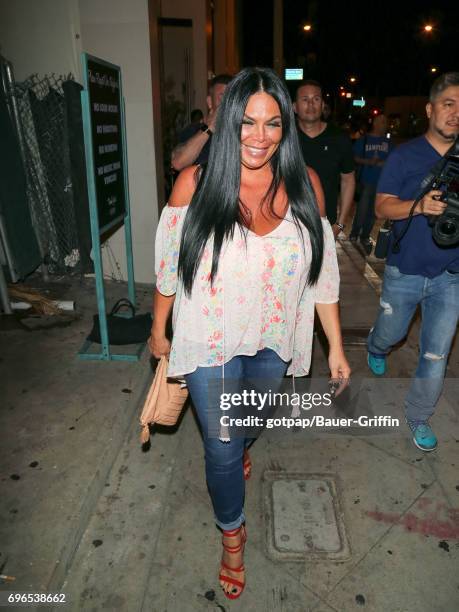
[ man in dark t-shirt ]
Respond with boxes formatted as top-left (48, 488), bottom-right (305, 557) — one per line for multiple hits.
top-left (294, 80), bottom-right (355, 235)
top-left (171, 74), bottom-right (232, 171)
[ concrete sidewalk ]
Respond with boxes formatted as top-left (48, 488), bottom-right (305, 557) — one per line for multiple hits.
top-left (0, 278), bottom-right (154, 596)
top-left (0, 243), bottom-right (458, 612)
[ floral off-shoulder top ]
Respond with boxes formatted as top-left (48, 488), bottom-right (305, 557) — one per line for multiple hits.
top-left (155, 205), bottom-right (339, 378)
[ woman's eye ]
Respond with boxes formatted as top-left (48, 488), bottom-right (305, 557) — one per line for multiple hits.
top-left (268, 122), bottom-right (281, 128)
top-left (242, 119), bottom-right (253, 125)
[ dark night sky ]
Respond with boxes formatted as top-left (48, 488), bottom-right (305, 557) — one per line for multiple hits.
top-left (242, 0), bottom-right (459, 99)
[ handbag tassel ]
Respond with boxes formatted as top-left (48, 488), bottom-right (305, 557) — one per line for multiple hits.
top-left (140, 424), bottom-right (150, 444)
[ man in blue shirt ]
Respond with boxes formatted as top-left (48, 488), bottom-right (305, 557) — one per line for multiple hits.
top-left (367, 72), bottom-right (459, 451)
top-left (350, 114), bottom-right (392, 254)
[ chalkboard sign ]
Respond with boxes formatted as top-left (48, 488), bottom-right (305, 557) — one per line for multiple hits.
top-left (79, 53), bottom-right (139, 361)
top-left (82, 55), bottom-right (126, 234)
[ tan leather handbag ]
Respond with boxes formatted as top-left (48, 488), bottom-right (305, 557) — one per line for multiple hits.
top-left (139, 356), bottom-right (188, 443)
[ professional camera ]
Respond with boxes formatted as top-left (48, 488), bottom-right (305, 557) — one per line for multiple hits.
top-left (381, 138), bottom-right (459, 257)
top-left (425, 138), bottom-right (459, 247)
top-left (431, 190), bottom-right (459, 247)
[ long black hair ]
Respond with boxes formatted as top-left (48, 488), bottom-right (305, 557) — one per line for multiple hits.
top-left (178, 67), bottom-right (324, 296)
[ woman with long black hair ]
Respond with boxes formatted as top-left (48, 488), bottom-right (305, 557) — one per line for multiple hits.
top-left (149, 67), bottom-right (350, 599)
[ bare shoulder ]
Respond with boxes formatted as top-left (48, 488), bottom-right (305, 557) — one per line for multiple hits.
top-left (168, 165), bottom-right (200, 207)
top-left (306, 166), bottom-right (326, 217)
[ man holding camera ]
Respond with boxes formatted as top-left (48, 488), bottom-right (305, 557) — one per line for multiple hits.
top-left (367, 72), bottom-right (459, 451)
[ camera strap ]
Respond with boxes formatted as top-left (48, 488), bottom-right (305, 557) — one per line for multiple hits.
top-left (391, 199), bottom-right (419, 253)
top-left (390, 148), bottom-right (455, 254)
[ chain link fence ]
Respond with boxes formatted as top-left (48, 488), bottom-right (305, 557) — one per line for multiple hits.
top-left (14, 73), bottom-right (81, 273)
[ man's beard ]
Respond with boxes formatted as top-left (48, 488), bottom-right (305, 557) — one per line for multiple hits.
top-left (435, 125), bottom-right (458, 141)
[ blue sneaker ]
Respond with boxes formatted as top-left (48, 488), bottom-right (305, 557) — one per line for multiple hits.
top-left (406, 419), bottom-right (438, 452)
top-left (367, 352), bottom-right (386, 376)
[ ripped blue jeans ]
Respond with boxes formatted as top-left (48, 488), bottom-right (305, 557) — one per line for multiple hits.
top-left (368, 265), bottom-right (459, 421)
top-left (185, 349), bottom-right (288, 530)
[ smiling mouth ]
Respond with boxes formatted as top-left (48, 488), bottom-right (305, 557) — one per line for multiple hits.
top-left (244, 145), bottom-right (269, 156)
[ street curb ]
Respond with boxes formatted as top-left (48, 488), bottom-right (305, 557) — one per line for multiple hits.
top-left (46, 354), bottom-right (153, 594)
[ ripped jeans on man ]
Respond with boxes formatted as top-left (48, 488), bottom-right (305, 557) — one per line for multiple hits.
top-left (367, 265), bottom-right (459, 421)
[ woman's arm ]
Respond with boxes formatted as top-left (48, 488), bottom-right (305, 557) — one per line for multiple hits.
top-left (305, 170), bottom-right (350, 387)
top-left (169, 164), bottom-right (200, 206)
top-left (315, 302), bottom-right (351, 388)
top-left (148, 166), bottom-right (198, 358)
top-left (148, 290), bottom-right (174, 358)
top-left (313, 214), bottom-right (351, 388)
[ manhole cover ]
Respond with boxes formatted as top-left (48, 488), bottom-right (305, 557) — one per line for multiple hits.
top-left (263, 472), bottom-right (351, 562)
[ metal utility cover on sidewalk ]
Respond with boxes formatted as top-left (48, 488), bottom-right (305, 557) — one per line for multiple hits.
top-left (263, 472), bottom-right (351, 562)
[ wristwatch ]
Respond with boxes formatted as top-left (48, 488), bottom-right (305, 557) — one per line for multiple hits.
top-left (199, 123), bottom-right (213, 136)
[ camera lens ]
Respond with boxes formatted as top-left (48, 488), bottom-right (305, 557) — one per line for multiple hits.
top-left (440, 220), bottom-right (457, 236)
top-left (433, 215), bottom-right (459, 247)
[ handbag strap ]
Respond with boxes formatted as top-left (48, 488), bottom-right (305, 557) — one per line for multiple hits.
top-left (110, 298), bottom-right (136, 316)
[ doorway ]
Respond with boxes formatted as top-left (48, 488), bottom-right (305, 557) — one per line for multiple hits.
top-left (158, 17), bottom-right (194, 198)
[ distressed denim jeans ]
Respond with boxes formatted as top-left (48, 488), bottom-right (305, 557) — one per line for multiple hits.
top-left (368, 265), bottom-right (459, 421)
top-left (185, 348), bottom-right (288, 530)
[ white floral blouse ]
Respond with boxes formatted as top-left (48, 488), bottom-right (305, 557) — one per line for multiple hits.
top-left (155, 205), bottom-right (339, 378)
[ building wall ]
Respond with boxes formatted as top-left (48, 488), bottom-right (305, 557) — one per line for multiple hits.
top-left (159, 0), bottom-right (208, 113)
top-left (0, 0), bottom-right (159, 284)
top-left (213, 0), bottom-right (240, 76)
top-left (0, 0), bottom-right (81, 80)
top-left (78, 0), bottom-right (159, 284)
top-left (0, 0), bottom-right (240, 284)
top-left (157, 0), bottom-right (240, 119)
top-left (148, 0), bottom-right (166, 210)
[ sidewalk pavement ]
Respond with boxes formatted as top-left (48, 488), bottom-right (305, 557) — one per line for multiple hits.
top-left (0, 243), bottom-right (458, 612)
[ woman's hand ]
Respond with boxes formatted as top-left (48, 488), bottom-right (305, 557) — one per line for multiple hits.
top-left (331, 224), bottom-right (342, 239)
top-left (148, 332), bottom-right (171, 359)
top-left (150, 289), bottom-right (175, 359)
top-left (328, 346), bottom-right (351, 397)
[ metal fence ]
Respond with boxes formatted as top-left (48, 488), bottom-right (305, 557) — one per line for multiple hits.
top-left (13, 73), bottom-right (81, 273)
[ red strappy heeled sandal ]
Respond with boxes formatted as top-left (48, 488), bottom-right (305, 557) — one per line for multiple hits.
top-left (243, 448), bottom-right (252, 480)
top-left (219, 526), bottom-right (247, 600)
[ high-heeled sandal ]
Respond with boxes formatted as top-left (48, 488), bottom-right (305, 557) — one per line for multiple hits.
top-left (219, 526), bottom-right (247, 600)
top-left (243, 449), bottom-right (252, 480)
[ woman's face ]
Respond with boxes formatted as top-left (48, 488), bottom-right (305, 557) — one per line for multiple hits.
top-left (240, 92), bottom-right (282, 170)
